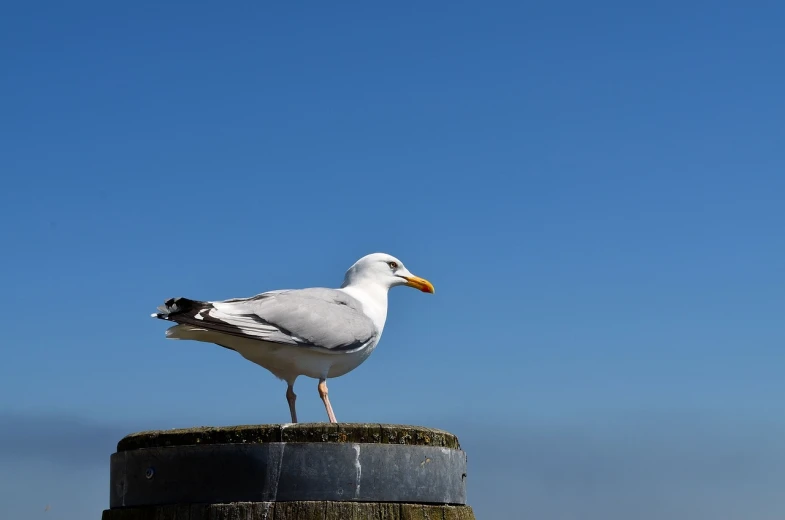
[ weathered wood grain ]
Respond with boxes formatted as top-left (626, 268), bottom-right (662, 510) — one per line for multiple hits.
top-left (101, 502), bottom-right (476, 520)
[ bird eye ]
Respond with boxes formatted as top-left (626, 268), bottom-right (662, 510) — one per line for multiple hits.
top-left (388, 261), bottom-right (398, 269)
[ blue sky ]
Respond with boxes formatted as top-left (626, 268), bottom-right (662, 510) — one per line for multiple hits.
top-left (1, 1), bottom-right (783, 518)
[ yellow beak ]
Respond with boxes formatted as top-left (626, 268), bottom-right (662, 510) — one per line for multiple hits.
top-left (404, 275), bottom-right (435, 294)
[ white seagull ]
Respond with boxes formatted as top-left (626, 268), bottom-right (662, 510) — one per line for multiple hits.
top-left (151, 252), bottom-right (435, 423)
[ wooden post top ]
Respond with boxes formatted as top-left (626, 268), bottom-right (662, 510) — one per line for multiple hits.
top-left (117, 423), bottom-right (461, 451)
top-left (104, 423), bottom-right (476, 519)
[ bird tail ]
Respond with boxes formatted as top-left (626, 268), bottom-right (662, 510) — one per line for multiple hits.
top-left (151, 296), bottom-right (238, 351)
top-left (165, 324), bottom-right (209, 340)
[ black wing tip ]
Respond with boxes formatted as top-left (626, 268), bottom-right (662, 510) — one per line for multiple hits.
top-left (152, 297), bottom-right (207, 319)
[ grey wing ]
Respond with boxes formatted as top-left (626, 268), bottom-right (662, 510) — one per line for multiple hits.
top-left (199, 288), bottom-right (378, 352)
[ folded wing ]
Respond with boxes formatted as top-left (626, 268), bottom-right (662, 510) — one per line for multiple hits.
top-left (153, 288), bottom-right (377, 353)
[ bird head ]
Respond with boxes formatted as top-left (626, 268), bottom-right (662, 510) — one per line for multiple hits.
top-left (341, 253), bottom-right (435, 293)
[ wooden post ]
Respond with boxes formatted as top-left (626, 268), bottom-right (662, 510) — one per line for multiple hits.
top-left (101, 423), bottom-right (476, 520)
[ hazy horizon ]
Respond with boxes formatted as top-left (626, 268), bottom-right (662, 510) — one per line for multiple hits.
top-left (2, 409), bottom-right (784, 518)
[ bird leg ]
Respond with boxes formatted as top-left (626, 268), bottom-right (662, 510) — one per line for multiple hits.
top-left (318, 378), bottom-right (337, 423)
top-left (286, 383), bottom-right (298, 423)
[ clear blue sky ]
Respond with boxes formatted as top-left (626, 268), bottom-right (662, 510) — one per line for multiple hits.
top-left (1, 2), bottom-right (783, 519)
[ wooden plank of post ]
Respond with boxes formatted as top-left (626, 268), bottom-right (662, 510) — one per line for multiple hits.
top-left (101, 423), bottom-right (477, 520)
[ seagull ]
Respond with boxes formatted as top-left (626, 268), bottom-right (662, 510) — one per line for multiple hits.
top-left (151, 252), bottom-right (434, 423)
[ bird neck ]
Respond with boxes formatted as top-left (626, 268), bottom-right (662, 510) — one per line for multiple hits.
top-left (339, 281), bottom-right (389, 331)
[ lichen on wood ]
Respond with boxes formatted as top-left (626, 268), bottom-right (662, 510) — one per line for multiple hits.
top-left (116, 423), bottom-right (461, 452)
